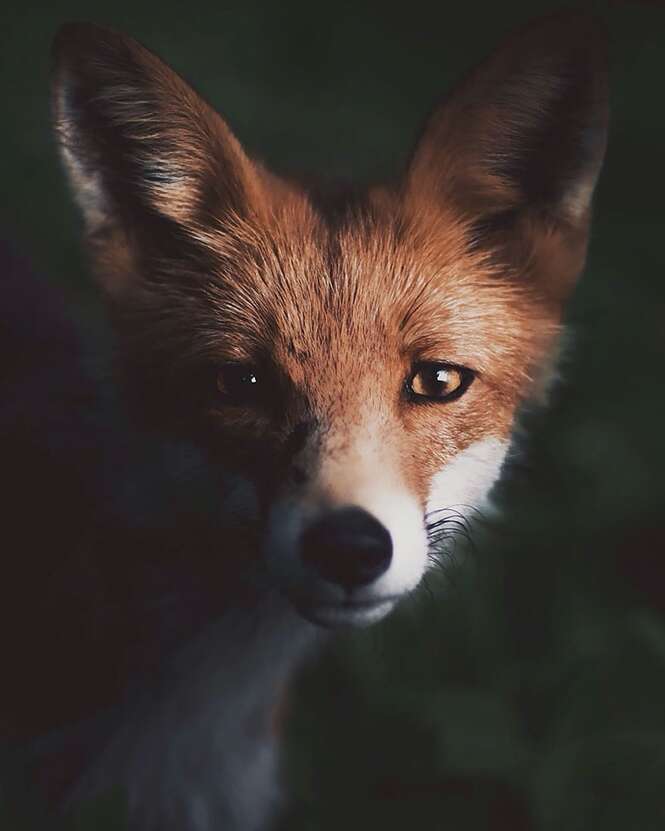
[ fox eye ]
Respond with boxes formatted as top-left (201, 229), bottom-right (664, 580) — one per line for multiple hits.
top-left (407, 362), bottom-right (474, 403)
top-left (216, 364), bottom-right (262, 404)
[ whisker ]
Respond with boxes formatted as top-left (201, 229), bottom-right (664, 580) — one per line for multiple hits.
top-left (423, 500), bottom-right (489, 578)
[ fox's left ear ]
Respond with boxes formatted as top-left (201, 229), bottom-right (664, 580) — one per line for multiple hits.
top-left (406, 12), bottom-right (609, 299)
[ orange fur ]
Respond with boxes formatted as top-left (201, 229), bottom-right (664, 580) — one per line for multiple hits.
top-left (53, 15), bottom-right (607, 508)
top-left (43, 16), bottom-right (609, 825)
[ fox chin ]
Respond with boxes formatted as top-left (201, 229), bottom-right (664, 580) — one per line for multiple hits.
top-left (1, 12), bottom-right (607, 831)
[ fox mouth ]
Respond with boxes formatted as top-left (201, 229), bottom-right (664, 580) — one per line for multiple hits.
top-left (295, 597), bottom-right (398, 629)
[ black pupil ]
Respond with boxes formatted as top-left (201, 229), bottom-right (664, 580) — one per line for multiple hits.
top-left (431, 368), bottom-right (450, 392)
top-left (223, 366), bottom-right (259, 398)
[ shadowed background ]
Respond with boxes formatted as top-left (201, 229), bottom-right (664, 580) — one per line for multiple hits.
top-left (2, 0), bottom-right (665, 829)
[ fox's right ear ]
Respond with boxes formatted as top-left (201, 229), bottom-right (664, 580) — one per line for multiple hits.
top-left (51, 23), bottom-right (263, 236)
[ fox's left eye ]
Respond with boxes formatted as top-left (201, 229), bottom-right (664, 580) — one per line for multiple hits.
top-left (216, 364), bottom-right (262, 404)
top-left (407, 362), bottom-right (475, 402)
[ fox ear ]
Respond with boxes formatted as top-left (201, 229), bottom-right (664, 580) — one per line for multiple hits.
top-left (52, 23), bottom-right (262, 235)
top-left (406, 13), bottom-right (608, 235)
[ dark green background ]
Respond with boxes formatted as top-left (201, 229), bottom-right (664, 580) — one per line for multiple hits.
top-left (2, 1), bottom-right (665, 829)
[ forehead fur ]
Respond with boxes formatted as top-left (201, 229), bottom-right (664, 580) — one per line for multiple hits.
top-left (179, 185), bottom-right (557, 388)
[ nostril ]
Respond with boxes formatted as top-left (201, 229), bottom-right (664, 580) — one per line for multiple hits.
top-left (301, 507), bottom-right (393, 590)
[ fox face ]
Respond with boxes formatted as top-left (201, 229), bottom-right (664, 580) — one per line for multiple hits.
top-left (52, 15), bottom-right (607, 627)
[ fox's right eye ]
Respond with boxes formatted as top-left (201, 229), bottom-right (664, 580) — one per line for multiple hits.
top-left (216, 364), bottom-right (262, 405)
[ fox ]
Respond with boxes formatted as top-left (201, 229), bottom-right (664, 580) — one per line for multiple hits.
top-left (1, 11), bottom-right (608, 831)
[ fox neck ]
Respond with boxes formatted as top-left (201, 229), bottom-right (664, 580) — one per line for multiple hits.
top-left (65, 585), bottom-right (320, 831)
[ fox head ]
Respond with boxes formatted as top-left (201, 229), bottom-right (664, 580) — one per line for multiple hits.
top-left (52, 15), bottom-right (607, 627)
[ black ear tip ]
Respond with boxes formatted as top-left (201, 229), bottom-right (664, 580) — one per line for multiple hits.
top-left (53, 22), bottom-right (103, 56)
top-left (522, 9), bottom-right (608, 58)
top-left (51, 23), bottom-right (94, 96)
top-left (526, 9), bottom-right (607, 36)
top-left (52, 22), bottom-right (133, 72)
top-left (513, 10), bottom-right (609, 109)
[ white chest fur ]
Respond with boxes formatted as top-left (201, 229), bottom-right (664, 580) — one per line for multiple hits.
top-left (72, 593), bottom-right (318, 831)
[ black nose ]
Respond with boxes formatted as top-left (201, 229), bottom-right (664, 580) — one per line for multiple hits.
top-left (301, 507), bottom-right (392, 590)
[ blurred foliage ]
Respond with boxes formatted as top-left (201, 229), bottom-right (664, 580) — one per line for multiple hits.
top-left (2, 0), bottom-right (665, 829)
